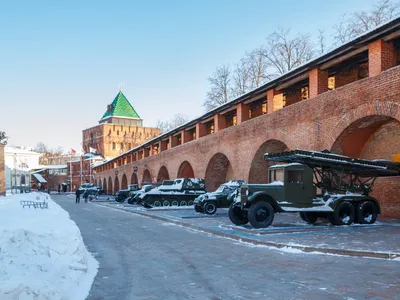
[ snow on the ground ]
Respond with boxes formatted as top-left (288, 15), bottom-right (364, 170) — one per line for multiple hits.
top-left (0, 192), bottom-right (98, 300)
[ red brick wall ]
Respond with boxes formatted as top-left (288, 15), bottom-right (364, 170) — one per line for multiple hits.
top-left (371, 177), bottom-right (400, 219)
top-left (369, 39), bottom-right (396, 77)
top-left (362, 120), bottom-right (400, 160)
top-left (95, 65), bottom-right (400, 218)
top-left (309, 68), bottom-right (328, 98)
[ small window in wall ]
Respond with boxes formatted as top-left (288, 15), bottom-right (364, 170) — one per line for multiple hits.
top-left (358, 62), bottom-right (369, 79)
top-left (109, 129), bottom-right (111, 135)
top-left (117, 130), bottom-right (119, 136)
top-left (301, 86), bottom-right (309, 100)
top-left (226, 113), bottom-right (237, 127)
top-left (206, 122), bottom-right (214, 134)
top-left (282, 94), bottom-right (287, 107)
top-left (120, 143), bottom-right (124, 151)
top-left (287, 170), bottom-right (303, 183)
top-left (328, 76), bottom-right (335, 90)
top-left (128, 143), bottom-right (131, 149)
top-left (112, 142), bottom-right (116, 150)
top-left (262, 102), bottom-right (267, 114)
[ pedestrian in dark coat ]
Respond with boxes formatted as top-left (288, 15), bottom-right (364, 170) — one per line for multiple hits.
top-left (75, 188), bottom-right (81, 204)
top-left (83, 189), bottom-right (89, 203)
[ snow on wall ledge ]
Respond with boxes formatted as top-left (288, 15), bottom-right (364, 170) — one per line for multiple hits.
top-left (0, 192), bottom-right (98, 300)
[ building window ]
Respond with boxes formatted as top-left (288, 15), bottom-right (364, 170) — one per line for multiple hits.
top-left (120, 143), bottom-right (124, 151)
top-left (206, 122), bottom-right (214, 134)
top-left (328, 76), bottom-right (335, 90)
top-left (109, 129), bottom-right (111, 135)
top-left (112, 142), bottom-right (116, 150)
top-left (301, 86), bottom-right (309, 100)
top-left (152, 145), bottom-right (159, 155)
top-left (117, 130), bottom-right (119, 136)
top-left (262, 102), bottom-right (267, 114)
top-left (128, 143), bottom-right (131, 149)
top-left (226, 113), bottom-right (237, 127)
top-left (282, 94), bottom-right (287, 107)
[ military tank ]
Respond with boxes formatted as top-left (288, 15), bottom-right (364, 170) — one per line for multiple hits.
top-left (137, 178), bottom-right (206, 208)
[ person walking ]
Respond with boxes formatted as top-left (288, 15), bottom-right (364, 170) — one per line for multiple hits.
top-left (75, 188), bottom-right (81, 204)
top-left (83, 189), bottom-right (89, 203)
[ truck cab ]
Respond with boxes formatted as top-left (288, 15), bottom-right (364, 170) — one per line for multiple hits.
top-left (241, 163), bottom-right (315, 209)
top-left (268, 163), bottom-right (315, 206)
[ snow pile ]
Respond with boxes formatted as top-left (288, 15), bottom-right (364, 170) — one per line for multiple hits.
top-left (0, 192), bottom-right (98, 300)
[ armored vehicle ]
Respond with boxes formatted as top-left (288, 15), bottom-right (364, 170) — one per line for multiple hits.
top-left (194, 180), bottom-right (245, 214)
top-left (78, 183), bottom-right (103, 196)
top-left (229, 149), bottom-right (400, 228)
top-left (115, 184), bottom-right (139, 203)
top-left (137, 178), bottom-right (206, 208)
top-left (127, 184), bottom-right (155, 204)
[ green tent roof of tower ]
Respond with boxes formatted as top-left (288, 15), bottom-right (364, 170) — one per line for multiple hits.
top-left (100, 91), bottom-right (141, 120)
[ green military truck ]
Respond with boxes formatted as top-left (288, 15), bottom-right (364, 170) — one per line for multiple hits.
top-left (229, 149), bottom-right (400, 228)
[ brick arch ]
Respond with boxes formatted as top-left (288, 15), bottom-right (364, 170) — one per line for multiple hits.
top-left (108, 177), bottom-right (112, 195)
top-left (157, 166), bottom-right (170, 183)
top-left (204, 153), bottom-right (233, 191)
top-left (248, 139), bottom-right (289, 184)
top-left (121, 174), bottom-right (128, 189)
top-left (131, 172), bottom-right (138, 184)
top-left (103, 177), bottom-right (107, 193)
top-left (114, 176), bottom-right (119, 193)
top-left (142, 169), bottom-right (152, 184)
top-left (177, 161), bottom-right (194, 178)
top-left (323, 101), bottom-right (400, 152)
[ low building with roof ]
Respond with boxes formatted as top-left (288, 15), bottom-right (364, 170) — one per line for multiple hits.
top-left (4, 146), bottom-right (41, 193)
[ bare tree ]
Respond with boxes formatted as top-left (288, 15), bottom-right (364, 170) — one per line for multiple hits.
top-left (230, 59), bottom-right (250, 98)
top-left (156, 114), bottom-right (189, 133)
top-left (245, 48), bottom-right (276, 88)
top-left (334, 0), bottom-right (400, 44)
top-left (260, 28), bottom-right (315, 75)
top-left (317, 29), bottom-right (327, 55)
top-left (204, 65), bottom-right (232, 111)
top-left (35, 142), bottom-right (65, 165)
top-left (0, 131), bottom-right (8, 145)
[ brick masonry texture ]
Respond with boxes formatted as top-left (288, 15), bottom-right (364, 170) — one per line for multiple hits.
top-left (95, 65), bottom-right (400, 218)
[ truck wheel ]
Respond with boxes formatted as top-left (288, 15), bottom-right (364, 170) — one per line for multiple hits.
top-left (331, 201), bottom-right (355, 226)
top-left (194, 205), bottom-right (203, 213)
top-left (180, 200), bottom-right (187, 206)
top-left (162, 200), bottom-right (170, 207)
top-left (153, 201), bottom-right (161, 207)
top-left (228, 203), bottom-right (248, 225)
top-left (188, 200), bottom-right (194, 206)
top-left (171, 200), bottom-right (179, 207)
top-left (356, 201), bottom-right (378, 224)
top-left (299, 212), bottom-right (318, 224)
top-left (204, 202), bottom-right (217, 215)
top-left (248, 201), bottom-right (274, 228)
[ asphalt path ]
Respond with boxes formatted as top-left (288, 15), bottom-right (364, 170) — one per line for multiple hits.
top-left (54, 194), bottom-right (400, 300)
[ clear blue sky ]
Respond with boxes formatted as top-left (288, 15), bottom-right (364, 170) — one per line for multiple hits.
top-left (0, 0), bottom-right (376, 151)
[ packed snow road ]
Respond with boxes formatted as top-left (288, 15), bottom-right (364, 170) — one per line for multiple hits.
top-left (54, 194), bottom-right (400, 300)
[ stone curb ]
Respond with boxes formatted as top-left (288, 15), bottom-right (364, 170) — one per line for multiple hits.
top-left (96, 203), bottom-right (400, 261)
